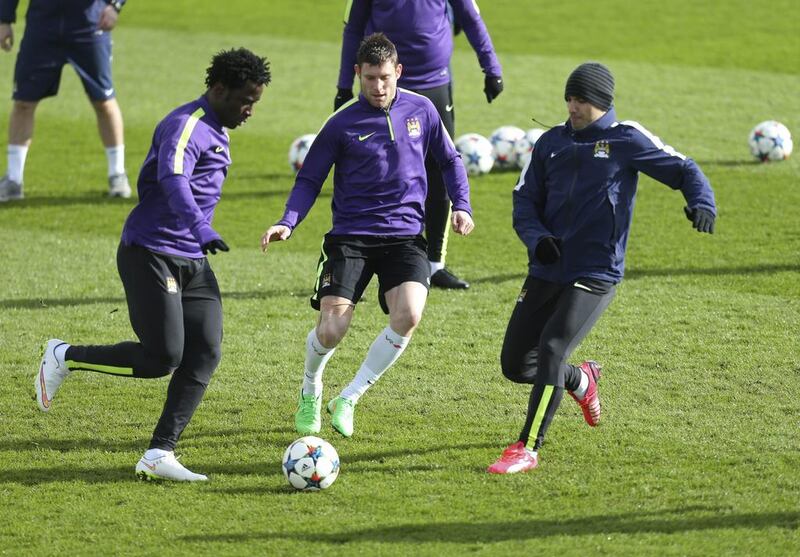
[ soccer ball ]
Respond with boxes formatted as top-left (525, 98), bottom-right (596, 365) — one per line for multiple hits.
top-left (455, 133), bottom-right (494, 176)
top-left (489, 126), bottom-right (526, 169)
top-left (513, 128), bottom-right (546, 169)
top-left (748, 121), bottom-right (793, 162)
top-left (282, 436), bottom-right (340, 491)
top-left (288, 134), bottom-right (316, 172)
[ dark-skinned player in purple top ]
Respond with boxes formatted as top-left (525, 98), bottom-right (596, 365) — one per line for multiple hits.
top-left (334, 0), bottom-right (502, 289)
top-left (262, 33), bottom-right (474, 439)
top-left (34, 48), bottom-right (271, 482)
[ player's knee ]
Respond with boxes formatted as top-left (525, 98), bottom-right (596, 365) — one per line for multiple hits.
top-left (12, 100), bottom-right (37, 114)
top-left (500, 350), bottom-right (537, 384)
top-left (316, 322), bottom-right (345, 349)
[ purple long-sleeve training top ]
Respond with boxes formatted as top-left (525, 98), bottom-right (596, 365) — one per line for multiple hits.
top-left (278, 89), bottom-right (471, 236)
top-left (337, 0), bottom-right (502, 91)
top-left (121, 95), bottom-right (230, 258)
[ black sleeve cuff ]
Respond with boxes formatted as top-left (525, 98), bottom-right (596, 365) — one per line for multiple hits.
top-left (106, 0), bottom-right (124, 13)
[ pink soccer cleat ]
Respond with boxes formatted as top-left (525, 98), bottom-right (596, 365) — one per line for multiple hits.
top-left (487, 441), bottom-right (538, 474)
top-left (569, 360), bottom-right (602, 426)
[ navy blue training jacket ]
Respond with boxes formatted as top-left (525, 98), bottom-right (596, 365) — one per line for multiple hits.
top-left (513, 108), bottom-right (716, 285)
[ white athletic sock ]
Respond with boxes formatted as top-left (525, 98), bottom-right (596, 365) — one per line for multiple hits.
top-left (429, 261), bottom-right (444, 274)
top-left (144, 448), bottom-right (171, 460)
top-left (573, 369), bottom-right (590, 400)
top-left (340, 327), bottom-right (410, 403)
top-left (7, 144), bottom-right (29, 183)
top-left (302, 328), bottom-right (335, 397)
top-left (105, 144), bottom-right (125, 176)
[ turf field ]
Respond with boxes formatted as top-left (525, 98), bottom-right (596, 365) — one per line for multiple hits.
top-left (0, 0), bottom-right (798, 555)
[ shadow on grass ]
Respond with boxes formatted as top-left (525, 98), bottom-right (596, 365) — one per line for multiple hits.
top-left (180, 509), bottom-right (800, 544)
top-left (470, 263), bottom-right (799, 286)
top-left (0, 440), bottom-right (497, 485)
top-left (0, 287), bottom-right (304, 309)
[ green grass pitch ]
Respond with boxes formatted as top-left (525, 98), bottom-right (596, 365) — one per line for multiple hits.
top-left (0, 0), bottom-right (798, 555)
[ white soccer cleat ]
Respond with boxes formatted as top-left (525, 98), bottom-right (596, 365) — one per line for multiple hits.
top-left (135, 452), bottom-right (208, 482)
top-left (108, 173), bottom-right (131, 198)
top-left (35, 339), bottom-right (71, 412)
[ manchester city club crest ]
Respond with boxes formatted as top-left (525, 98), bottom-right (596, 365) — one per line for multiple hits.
top-left (594, 140), bottom-right (611, 159)
top-left (406, 117), bottom-right (422, 138)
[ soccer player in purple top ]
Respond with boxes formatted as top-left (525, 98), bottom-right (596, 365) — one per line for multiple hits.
top-left (34, 48), bottom-right (271, 482)
top-left (334, 0), bottom-right (502, 289)
top-left (0, 0), bottom-right (131, 200)
top-left (262, 33), bottom-right (474, 438)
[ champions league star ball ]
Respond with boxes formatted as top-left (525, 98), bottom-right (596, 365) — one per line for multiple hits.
top-left (748, 121), bottom-right (793, 162)
top-left (513, 128), bottom-right (546, 169)
top-left (489, 125), bottom-right (526, 169)
top-left (288, 134), bottom-right (317, 172)
top-left (282, 436), bottom-right (340, 491)
top-left (455, 133), bottom-right (494, 176)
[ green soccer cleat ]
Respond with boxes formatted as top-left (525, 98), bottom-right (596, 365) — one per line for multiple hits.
top-left (294, 391), bottom-right (322, 435)
top-left (327, 397), bottom-right (355, 438)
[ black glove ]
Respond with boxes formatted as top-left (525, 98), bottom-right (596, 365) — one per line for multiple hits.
top-left (534, 237), bottom-right (561, 265)
top-left (684, 206), bottom-right (715, 234)
top-left (484, 75), bottom-right (503, 103)
top-left (201, 239), bottom-right (230, 255)
top-left (333, 88), bottom-right (354, 111)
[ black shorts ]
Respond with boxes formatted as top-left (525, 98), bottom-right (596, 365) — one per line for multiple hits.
top-left (310, 235), bottom-right (430, 314)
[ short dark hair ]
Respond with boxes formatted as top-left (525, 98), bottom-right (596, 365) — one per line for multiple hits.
top-left (205, 48), bottom-right (271, 90)
top-left (356, 33), bottom-right (398, 67)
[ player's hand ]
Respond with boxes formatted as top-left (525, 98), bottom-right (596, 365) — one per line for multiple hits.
top-left (261, 225), bottom-right (292, 253)
top-left (451, 210), bottom-right (474, 236)
top-left (201, 239), bottom-right (229, 255)
top-left (484, 75), bottom-right (504, 103)
top-left (534, 237), bottom-right (561, 264)
top-left (333, 88), bottom-right (354, 111)
top-left (97, 5), bottom-right (119, 31)
top-left (684, 206), bottom-right (715, 234)
top-left (0, 24), bottom-right (13, 52)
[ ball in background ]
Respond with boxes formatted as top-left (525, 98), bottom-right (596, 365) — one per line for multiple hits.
top-left (489, 125), bottom-right (526, 169)
top-left (282, 436), bottom-right (340, 491)
top-left (514, 128), bottom-right (546, 169)
top-left (748, 120), bottom-right (793, 162)
top-left (455, 132), bottom-right (495, 176)
top-left (288, 134), bottom-right (317, 172)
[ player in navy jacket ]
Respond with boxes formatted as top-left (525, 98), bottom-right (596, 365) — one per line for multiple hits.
top-left (488, 62), bottom-right (717, 474)
top-left (334, 0), bottom-right (502, 289)
top-left (0, 0), bottom-right (130, 201)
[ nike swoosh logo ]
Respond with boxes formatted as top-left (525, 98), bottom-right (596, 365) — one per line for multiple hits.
top-left (215, 146), bottom-right (225, 153)
top-left (550, 152), bottom-right (557, 158)
top-left (39, 365), bottom-right (51, 408)
top-left (103, 88), bottom-right (114, 97)
top-left (143, 461), bottom-right (157, 471)
top-left (358, 132), bottom-right (376, 142)
top-left (573, 281), bottom-right (593, 292)
top-left (445, 104), bottom-right (454, 112)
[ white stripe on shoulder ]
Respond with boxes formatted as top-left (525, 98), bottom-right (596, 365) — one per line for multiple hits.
top-left (398, 87), bottom-right (428, 99)
top-left (618, 119), bottom-right (686, 160)
top-left (514, 155), bottom-right (532, 191)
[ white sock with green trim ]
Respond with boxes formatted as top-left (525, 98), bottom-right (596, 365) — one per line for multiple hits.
top-left (302, 328), bottom-right (335, 397)
top-left (7, 144), bottom-right (28, 183)
top-left (340, 327), bottom-right (410, 403)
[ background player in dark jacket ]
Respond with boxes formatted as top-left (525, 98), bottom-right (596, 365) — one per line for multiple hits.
top-left (262, 33), bottom-right (474, 439)
top-left (488, 62), bottom-right (717, 474)
top-left (334, 0), bottom-right (502, 289)
top-left (0, 0), bottom-right (130, 201)
top-left (34, 48), bottom-right (271, 482)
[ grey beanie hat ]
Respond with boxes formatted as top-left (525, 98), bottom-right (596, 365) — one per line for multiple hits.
top-left (564, 62), bottom-right (615, 111)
